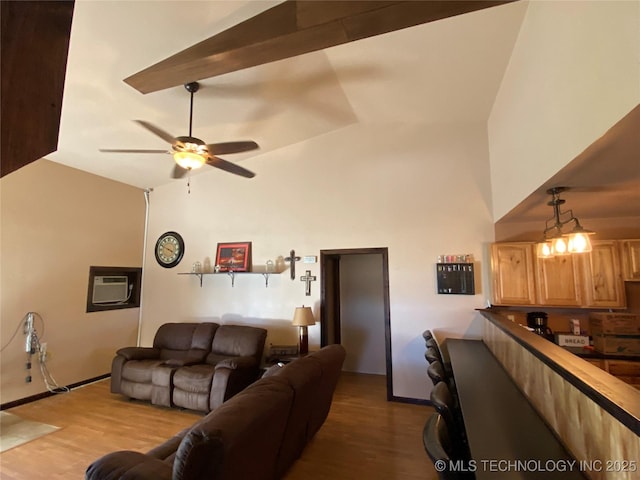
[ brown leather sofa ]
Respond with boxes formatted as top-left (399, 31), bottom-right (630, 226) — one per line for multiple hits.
top-left (110, 322), bottom-right (267, 412)
top-left (86, 344), bottom-right (346, 480)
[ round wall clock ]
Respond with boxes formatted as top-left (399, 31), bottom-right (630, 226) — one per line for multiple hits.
top-left (155, 231), bottom-right (185, 268)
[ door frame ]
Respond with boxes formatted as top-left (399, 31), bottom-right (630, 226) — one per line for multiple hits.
top-left (320, 247), bottom-right (393, 400)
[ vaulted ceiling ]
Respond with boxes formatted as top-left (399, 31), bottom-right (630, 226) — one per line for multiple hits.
top-left (43, 0), bottom-right (527, 189)
top-left (4, 0), bottom-right (639, 228)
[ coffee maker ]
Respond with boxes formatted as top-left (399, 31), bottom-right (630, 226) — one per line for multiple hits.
top-left (527, 311), bottom-right (554, 341)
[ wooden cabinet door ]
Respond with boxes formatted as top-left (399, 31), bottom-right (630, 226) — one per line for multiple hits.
top-left (582, 240), bottom-right (625, 308)
top-left (490, 243), bottom-right (536, 305)
top-left (535, 254), bottom-right (582, 306)
top-left (621, 239), bottom-right (640, 281)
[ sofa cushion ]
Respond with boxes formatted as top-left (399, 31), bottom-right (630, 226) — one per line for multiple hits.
top-left (208, 325), bottom-right (267, 361)
top-left (267, 357), bottom-right (324, 478)
top-left (173, 364), bottom-right (214, 394)
top-left (304, 344), bottom-right (346, 438)
top-left (122, 359), bottom-right (164, 383)
top-left (173, 380), bottom-right (294, 480)
top-left (153, 323), bottom-right (218, 351)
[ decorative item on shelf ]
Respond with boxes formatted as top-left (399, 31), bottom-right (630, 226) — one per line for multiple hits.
top-left (292, 306), bottom-right (315, 355)
top-left (203, 257), bottom-right (212, 273)
top-left (285, 249), bottom-right (301, 280)
top-left (215, 242), bottom-right (252, 272)
top-left (266, 260), bottom-right (274, 273)
top-left (437, 254), bottom-right (473, 264)
top-left (536, 187), bottom-right (595, 258)
top-left (191, 261), bottom-right (201, 273)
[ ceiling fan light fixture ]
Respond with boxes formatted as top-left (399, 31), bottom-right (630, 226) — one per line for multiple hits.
top-left (174, 150), bottom-right (206, 170)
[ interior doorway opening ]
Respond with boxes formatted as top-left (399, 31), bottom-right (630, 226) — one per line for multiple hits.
top-left (320, 248), bottom-right (393, 400)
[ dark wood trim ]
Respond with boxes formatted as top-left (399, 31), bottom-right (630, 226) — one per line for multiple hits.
top-left (480, 309), bottom-right (640, 435)
top-left (320, 248), bottom-right (393, 400)
top-left (0, 373), bottom-right (110, 410)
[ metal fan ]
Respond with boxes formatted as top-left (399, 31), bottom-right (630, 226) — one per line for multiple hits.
top-left (100, 82), bottom-right (258, 179)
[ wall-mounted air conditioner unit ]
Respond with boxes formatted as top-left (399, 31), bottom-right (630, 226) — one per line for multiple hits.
top-left (92, 276), bottom-right (128, 304)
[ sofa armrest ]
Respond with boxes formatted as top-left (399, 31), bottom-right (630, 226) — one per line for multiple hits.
top-left (116, 347), bottom-right (161, 361)
top-left (214, 356), bottom-right (258, 370)
top-left (85, 451), bottom-right (172, 480)
top-left (209, 357), bottom-right (261, 410)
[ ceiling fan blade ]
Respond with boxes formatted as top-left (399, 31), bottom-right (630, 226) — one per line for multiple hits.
top-left (206, 155), bottom-right (255, 178)
top-left (134, 120), bottom-right (177, 144)
top-left (99, 148), bottom-right (170, 154)
top-left (171, 164), bottom-right (188, 179)
top-left (206, 141), bottom-right (259, 155)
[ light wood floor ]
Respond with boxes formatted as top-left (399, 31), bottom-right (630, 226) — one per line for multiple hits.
top-left (0, 372), bottom-right (437, 479)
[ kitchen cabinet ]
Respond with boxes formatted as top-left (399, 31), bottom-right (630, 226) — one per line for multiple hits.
top-left (535, 254), bottom-right (582, 307)
top-left (490, 243), bottom-right (536, 306)
top-left (621, 239), bottom-right (640, 281)
top-left (490, 240), bottom-right (627, 308)
top-left (581, 240), bottom-right (625, 308)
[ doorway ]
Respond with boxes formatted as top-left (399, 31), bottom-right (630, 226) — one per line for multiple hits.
top-left (320, 248), bottom-right (393, 400)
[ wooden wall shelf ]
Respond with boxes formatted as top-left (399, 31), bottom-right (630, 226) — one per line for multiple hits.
top-left (178, 271), bottom-right (282, 288)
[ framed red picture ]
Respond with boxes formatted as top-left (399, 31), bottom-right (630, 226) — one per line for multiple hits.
top-left (215, 242), bottom-right (252, 272)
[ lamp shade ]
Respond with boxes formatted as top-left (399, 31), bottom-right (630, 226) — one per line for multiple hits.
top-left (292, 306), bottom-right (315, 326)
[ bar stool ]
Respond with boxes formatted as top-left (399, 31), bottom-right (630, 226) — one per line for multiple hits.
top-left (425, 337), bottom-right (438, 349)
top-left (423, 412), bottom-right (458, 480)
top-left (430, 381), bottom-right (470, 461)
top-left (427, 360), bottom-right (446, 386)
top-left (422, 329), bottom-right (434, 343)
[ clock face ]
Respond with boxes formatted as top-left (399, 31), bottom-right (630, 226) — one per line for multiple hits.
top-left (155, 232), bottom-right (185, 268)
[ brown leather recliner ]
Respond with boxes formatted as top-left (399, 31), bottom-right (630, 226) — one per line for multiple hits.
top-left (111, 323), bottom-right (219, 405)
top-left (172, 324), bottom-right (268, 412)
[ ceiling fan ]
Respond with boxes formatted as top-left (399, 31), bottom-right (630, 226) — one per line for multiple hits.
top-left (100, 82), bottom-right (258, 179)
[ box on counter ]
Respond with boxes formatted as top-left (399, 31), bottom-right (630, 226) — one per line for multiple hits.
top-left (589, 313), bottom-right (640, 336)
top-left (593, 334), bottom-right (640, 356)
top-left (555, 332), bottom-right (590, 347)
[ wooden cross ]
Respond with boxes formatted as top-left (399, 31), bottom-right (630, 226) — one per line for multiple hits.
top-left (300, 270), bottom-right (317, 296)
top-left (284, 249), bottom-right (301, 280)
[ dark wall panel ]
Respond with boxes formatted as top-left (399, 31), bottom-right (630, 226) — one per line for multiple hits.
top-left (1, 1), bottom-right (74, 177)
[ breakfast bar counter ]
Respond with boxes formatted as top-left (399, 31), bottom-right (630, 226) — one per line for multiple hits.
top-left (474, 310), bottom-right (640, 480)
top-left (448, 338), bottom-right (586, 479)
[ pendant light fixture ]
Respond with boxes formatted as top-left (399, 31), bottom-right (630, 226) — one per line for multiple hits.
top-left (536, 187), bottom-right (595, 258)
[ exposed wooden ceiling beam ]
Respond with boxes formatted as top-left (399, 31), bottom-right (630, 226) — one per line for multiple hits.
top-left (125, 0), bottom-right (515, 94)
top-left (1, 1), bottom-right (74, 177)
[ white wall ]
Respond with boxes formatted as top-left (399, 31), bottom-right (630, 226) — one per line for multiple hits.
top-left (0, 160), bottom-right (145, 404)
top-left (339, 254), bottom-right (386, 375)
top-left (489, 0), bottom-right (640, 221)
top-left (140, 121), bottom-right (495, 401)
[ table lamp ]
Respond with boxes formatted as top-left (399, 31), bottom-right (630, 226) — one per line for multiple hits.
top-left (292, 306), bottom-right (315, 355)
